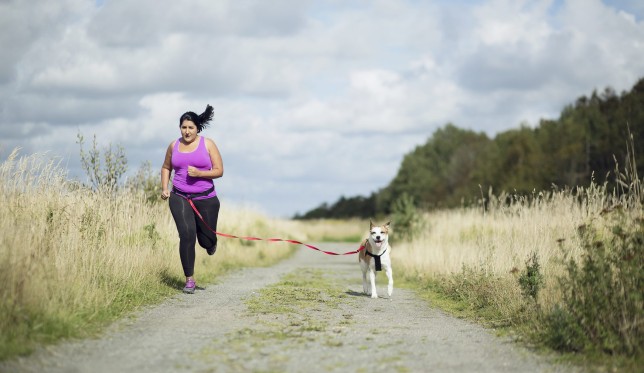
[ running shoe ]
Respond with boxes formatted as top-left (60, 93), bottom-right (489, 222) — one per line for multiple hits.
top-left (207, 243), bottom-right (217, 256)
top-left (183, 278), bottom-right (196, 294)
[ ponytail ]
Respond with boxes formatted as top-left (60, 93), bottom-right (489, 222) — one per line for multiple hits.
top-left (198, 105), bottom-right (214, 129)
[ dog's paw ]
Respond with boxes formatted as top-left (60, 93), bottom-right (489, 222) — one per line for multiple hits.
top-left (370, 293), bottom-right (378, 299)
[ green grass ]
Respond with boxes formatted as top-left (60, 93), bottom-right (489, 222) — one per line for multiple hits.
top-left (246, 268), bottom-right (347, 315)
top-left (0, 268), bottom-right (178, 360)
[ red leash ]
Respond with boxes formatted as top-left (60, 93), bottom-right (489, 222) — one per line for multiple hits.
top-left (186, 198), bottom-right (365, 256)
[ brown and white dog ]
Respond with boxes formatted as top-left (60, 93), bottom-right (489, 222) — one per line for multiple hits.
top-left (359, 220), bottom-right (393, 299)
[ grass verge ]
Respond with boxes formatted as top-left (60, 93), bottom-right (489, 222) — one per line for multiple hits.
top-left (391, 137), bottom-right (644, 372)
top-left (0, 150), bottom-right (299, 361)
top-left (397, 271), bottom-right (643, 373)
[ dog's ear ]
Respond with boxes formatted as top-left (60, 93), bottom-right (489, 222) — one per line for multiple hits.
top-left (370, 219), bottom-right (374, 229)
top-left (385, 221), bottom-right (391, 228)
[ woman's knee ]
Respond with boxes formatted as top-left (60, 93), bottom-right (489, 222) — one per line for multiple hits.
top-left (197, 234), bottom-right (217, 249)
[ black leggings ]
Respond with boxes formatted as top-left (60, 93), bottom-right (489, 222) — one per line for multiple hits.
top-left (169, 193), bottom-right (220, 277)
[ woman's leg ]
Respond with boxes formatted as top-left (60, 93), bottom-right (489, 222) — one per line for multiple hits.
top-left (168, 193), bottom-right (197, 277)
top-left (193, 196), bottom-right (220, 252)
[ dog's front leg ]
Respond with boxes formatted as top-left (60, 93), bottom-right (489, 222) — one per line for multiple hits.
top-left (385, 266), bottom-right (393, 297)
top-left (361, 268), bottom-right (369, 295)
top-left (360, 260), bottom-right (370, 295)
top-left (368, 268), bottom-right (378, 299)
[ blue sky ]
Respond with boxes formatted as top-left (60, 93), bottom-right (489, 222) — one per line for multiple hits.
top-left (1, 0), bottom-right (643, 218)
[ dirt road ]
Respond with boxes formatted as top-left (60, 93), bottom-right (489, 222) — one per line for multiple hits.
top-left (1, 243), bottom-right (577, 372)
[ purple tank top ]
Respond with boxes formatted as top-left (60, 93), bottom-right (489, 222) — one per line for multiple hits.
top-left (171, 137), bottom-right (217, 199)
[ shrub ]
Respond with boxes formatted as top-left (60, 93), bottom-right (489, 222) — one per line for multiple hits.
top-left (518, 251), bottom-right (543, 302)
top-left (543, 305), bottom-right (586, 352)
top-left (391, 193), bottom-right (424, 241)
top-left (545, 210), bottom-right (643, 355)
top-left (76, 132), bottom-right (127, 192)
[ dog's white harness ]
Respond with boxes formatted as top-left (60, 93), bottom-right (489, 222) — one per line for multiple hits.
top-left (366, 248), bottom-right (387, 271)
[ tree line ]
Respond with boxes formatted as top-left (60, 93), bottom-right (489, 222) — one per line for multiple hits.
top-left (295, 77), bottom-right (644, 219)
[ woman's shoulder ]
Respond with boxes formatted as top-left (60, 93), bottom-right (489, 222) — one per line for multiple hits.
top-left (165, 140), bottom-right (178, 155)
top-left (202, 137), bottom-right (218, 148)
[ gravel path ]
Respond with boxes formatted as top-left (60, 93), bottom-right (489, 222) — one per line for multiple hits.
top-left (1, 243), bottom-right (577, 373)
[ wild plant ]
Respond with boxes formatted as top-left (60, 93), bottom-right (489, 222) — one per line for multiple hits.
top-left (76, 131), bottom-right (127, 192)
top-left (545, 210), bottom-right (643, 355)
top-left (518, 251), bottom-right (543, 303)
top-left (391, 192), bottom-right (425, 242)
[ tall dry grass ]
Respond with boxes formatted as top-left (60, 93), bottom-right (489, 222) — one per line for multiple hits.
top-left (0, 149), bottom-right (301, 359)
top-left (287, 218), bottom-right (369, 243)
top-left (394, 186), bottom-right (608, 309)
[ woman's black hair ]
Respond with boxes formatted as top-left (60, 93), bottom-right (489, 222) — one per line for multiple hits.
top-left (179, 104), bottom-right (214, 133)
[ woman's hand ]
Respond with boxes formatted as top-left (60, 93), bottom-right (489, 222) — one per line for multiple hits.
top-left (187, 166), bottom-right (200, 177)
top-left (161, 189), bottom-right (170, 200)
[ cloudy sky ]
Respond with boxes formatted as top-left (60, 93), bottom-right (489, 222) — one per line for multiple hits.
top-left (1, 0), bottom-right (643, 218)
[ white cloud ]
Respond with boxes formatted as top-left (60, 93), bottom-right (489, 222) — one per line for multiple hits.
top-left (1, 0), bottom-right (643, 217)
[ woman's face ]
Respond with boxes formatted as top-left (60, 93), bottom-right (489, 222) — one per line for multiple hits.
top-left (180, 120), bottom-right (198, 142)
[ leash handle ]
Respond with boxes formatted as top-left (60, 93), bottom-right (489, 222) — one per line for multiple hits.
top-left (186, 198), bottom-right (365, 256)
